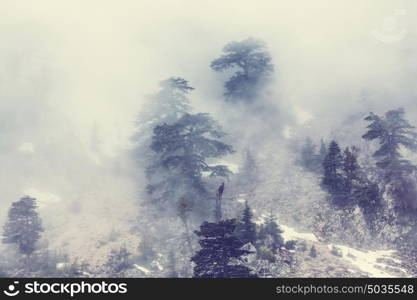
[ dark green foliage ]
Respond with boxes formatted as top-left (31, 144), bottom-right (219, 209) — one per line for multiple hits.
top-left (3, 196), bottom-right (43, 256)
top-left (234, 201), bottom-right (257, 245)
top-left (192, 219), bottom-right (257, 278)
top-left (258, 213), bottom-right (284, 254)
top-left (147, 113), bottom-right (234, 217)
top-left (211, 38), bottom-right (273, 102)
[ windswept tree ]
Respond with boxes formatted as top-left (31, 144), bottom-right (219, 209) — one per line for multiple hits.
top-left (132, 77), bottom-right (194, 164)
top-left (362, 108), bottom-right (417, 213)
top-left (3, 196), bottom-right (43, 260)
top-left (211, 38), bottom-right (273, 102)
top-left (147, 113), bottom-right (234, 217)
top-left (192, 219), bottom-right (257, 278)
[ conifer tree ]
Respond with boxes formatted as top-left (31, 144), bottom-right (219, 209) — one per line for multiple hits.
top-left (211, 38), bottom-right (273, 102)
top-left (322, 141), bottom-right (348, 207)
top-left (147, 113), bottom-right (234, 217)
top-left (363, 108), bottom-right (417, 181)
top-left (258, 213), bottom-right (284, 254)
top-left (235, 201), bottom-right (257, 245)
top-left (192, 219), bottom-right (257, 278)
top-left (342, 147), bottom-right (360, 195)
top-left (362, 108), bottom-right (417, 213)
top-left (3, 196), bottom-right (43, 258)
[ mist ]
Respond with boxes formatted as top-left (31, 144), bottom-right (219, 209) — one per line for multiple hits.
top-left (1, 0), bottom-right (417, 267)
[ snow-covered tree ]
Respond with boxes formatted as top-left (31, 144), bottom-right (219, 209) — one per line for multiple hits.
top-left (211, 38), bottom-right (273, 102)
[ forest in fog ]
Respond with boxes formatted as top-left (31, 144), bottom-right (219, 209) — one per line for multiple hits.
top-left (0, 0), bottom-right (416, 278)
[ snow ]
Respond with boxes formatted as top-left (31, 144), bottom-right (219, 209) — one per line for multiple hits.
top-left (280, 224), bottom-right (319, 243)
top-left (133, 264), bottom-right (151, 275)
top-left (327, 244), bottom-right (408, 278)
top-left (56, 262), bottom-right (70, 270)
top-left (277, 224), bottom-right (409, 278)
top-left (282, 126), bottom-right (294, 139)
top-left (215, 161), bottom-right (239, 173)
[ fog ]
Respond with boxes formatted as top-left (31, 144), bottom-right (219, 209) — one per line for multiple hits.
top-left (1, 0), bottom-right (417, 261)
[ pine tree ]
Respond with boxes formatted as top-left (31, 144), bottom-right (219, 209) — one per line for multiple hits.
top-left (363, 108), bottom-right (417, 181)
top-left (258, 213), bottom-right (284, 254)
top-left (211, 38), bottom-right (273, 102)
top-left (322, 141), bottom-right (348, 207)
top-left (322, 141), bottom-right (343, 190)
top-left (362, 108), bottom-right (417, 213)
top-left (192, 219), bottom-right (257, 278)
top-left (234, 201), bottom-right (257, 245)
top-left (3, 196), bottom-right (43, 258)
top-left (147, 113), bottom-right (234, 217)
top-left (132, 77), bottom-right (193, 171)
top-left (342, 147), bottom-right (360, 195)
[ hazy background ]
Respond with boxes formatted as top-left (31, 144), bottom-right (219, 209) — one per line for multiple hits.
top-left (1, 0), bottom-right (417, 262)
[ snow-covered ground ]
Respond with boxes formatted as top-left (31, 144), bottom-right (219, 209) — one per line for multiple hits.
top-left (326, 244), bottom-right (408, 278)
top-left (280, 224), bottom-right (409, 278)
top-left (281, 225), bottom-right (318, 243)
